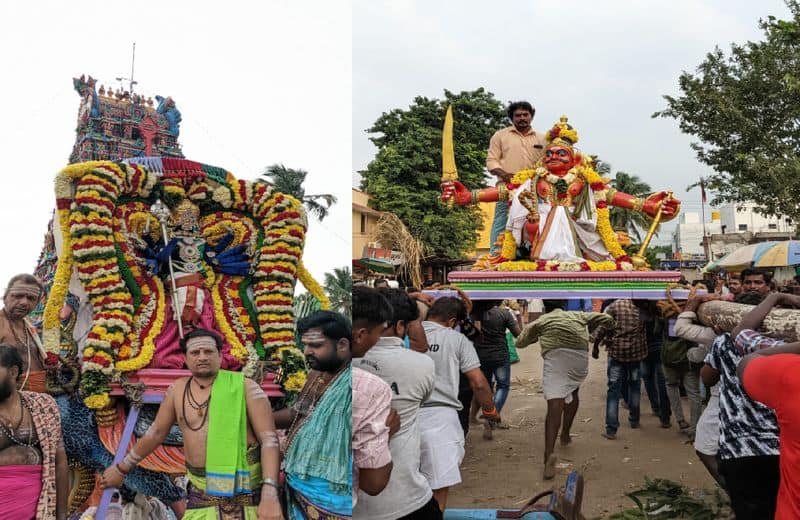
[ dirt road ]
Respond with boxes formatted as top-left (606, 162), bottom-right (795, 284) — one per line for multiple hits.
top-left (449, 345), bottom-right (719, 518)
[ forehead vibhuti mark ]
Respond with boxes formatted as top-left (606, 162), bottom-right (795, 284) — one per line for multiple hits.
top-left (7, 285), bottom-right (41, 298)
top-left (301, 330), bottom-right (328, 346)
top-left (185, 336), bottom-right (218, 353)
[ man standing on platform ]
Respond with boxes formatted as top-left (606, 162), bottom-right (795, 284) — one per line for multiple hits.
top-left (486, 101), bottom-right (546, 254)
top-left (0, 275), bottom-right (47, 393)
top-left (101, 329), bottom-right (284, 520)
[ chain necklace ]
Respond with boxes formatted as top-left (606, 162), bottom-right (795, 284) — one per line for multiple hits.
top-left (4, 310), bottom-right (32, 391)
top-left (284, 368), bottom-right (344, 453)
top-left (182, 377), bottom-right (211, 431)
top-left (0, 394), bottom-right (37, 449)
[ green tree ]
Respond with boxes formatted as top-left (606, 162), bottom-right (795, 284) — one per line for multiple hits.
top-left (324, 266), bottom-right (352, 316)
top-left (653, 2), bottom-right (800, 221)
top-left (609, 171), bottom-right (653, 242)
top-left (360, 88), bottom-right (507, 259)
top-left (261, 163), bottom-right (337, 221)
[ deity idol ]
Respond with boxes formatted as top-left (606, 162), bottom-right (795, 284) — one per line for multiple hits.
top-left (442, 116), bottom-right (680, 271)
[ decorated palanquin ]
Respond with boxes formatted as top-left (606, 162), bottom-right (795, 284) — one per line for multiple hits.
top-left (41, 157), bottom-right (326, 511)
top-left (440, 109), bottom-right (684, 297)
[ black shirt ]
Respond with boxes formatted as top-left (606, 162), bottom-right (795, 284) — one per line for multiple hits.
top-left (473, 307), bottom-right (520, 365)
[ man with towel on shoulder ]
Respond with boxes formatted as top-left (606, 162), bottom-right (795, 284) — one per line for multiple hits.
top-left (102, 328), bottom-right (283, 520)
top-left (516, 299), bottom-right (612, 480)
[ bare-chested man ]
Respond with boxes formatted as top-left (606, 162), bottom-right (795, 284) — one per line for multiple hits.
top-left (101, 329), bottom-right (283, 520)
top-left (0, 346), bottom-right (68, 519)
top-left (0, 275), bottom-right (47, 393)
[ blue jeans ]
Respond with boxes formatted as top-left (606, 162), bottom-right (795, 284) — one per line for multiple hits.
top-left (480, 361), bottom-right (511, 412)
top-left (622, 349), bottom-right (671, 424)
top-left (606, 358), bottom-right (641, 434)
top-left (489, 201), bottom-right (508, 255)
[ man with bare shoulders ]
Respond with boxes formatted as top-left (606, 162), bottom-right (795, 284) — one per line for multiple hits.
top-left (101, 329), bottom-right (283, 520)
top-left (0, 345), bottom-right (68, 519)
top-left (0, 275), bottom-right (47, 393)
top-left (273, 311), bottom-right (353, 519)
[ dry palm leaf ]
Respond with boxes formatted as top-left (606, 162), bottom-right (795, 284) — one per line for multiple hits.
top-left (374, 213), bottom-right (424, 290)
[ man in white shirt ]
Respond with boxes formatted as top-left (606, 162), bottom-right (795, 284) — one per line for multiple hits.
top-left (421, 297), bottom-right (499, 510)
top-left (353, 288), bottom-right (439, 519)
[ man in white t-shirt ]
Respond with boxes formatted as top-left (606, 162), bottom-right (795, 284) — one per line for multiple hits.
top-left (421, 297), bottom-right (500, 510)
top-left (353, 288), bottom-right (440, 519)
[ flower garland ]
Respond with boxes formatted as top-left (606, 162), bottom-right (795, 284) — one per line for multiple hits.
top-left (297, 260), bottom-right (330, 310)
top-left (581, 165), bottom-right (633, 270)
top-left (115, 278), bottom-right (164, 372)
top-left (495, 160), bottom-right (632, 272)
top-left (250, 185), bottom-right (307, 359)
top-left (71, 164), bottom-right (137, 407)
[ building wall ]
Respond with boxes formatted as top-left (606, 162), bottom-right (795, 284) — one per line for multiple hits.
top-left (671, 211), bottom-right (721, 258)
top-left (719, 203), bottom-right (793, 234)
top-left (352, 188), bottom-right (382, 258)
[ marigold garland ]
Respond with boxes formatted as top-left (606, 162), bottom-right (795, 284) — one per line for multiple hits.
top-left (297, 260), bottom-right (330, 310)
top-left (496, 159), bottom-right (631, 271)
top-left (49, 161), bottom-right (323, 407)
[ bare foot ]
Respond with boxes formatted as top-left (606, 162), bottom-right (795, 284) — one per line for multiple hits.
top-left (482, 421), bottom-right (493, 440)
top-left (543, 454), bottom-right (557, 480)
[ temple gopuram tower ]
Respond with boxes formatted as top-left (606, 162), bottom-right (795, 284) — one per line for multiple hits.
top-left (70, 75), bottom-right (184, 163)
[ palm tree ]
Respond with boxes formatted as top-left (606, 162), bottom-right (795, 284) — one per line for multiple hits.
top-left (609, 171), bottom-right (652, 242)
top-left (261, 163), bottom-right (338, 221)
top-left (324, 266), bottom-right (352, 316)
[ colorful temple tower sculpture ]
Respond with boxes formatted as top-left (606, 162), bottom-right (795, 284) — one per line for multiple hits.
top-left (70, 75), bottom-right (183, 162)
top-left (34, 75), bottom-right (327, 516)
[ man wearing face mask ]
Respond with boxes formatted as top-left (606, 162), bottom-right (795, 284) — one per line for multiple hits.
top-left (0, 275), bottom-right (47, 393)
top-left (0, 345), bottom-right (69, 519)
top-left (275, 311), bottom-right (353, 519)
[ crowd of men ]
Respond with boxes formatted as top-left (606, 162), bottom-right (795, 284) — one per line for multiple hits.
top-left (352, 268), bottom-right (800, 520)
top-left (0, 271), bottom-right (360, 520)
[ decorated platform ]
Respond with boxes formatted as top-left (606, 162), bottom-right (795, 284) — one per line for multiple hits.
top-left (430, 270), bottom-right (689, 300)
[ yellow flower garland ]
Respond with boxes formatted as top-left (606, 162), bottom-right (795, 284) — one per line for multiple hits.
top-left (115, 279), bottom-right (164, 372)
top-left (42, 206), bottom-right (73, 359)
top-left (497, 159), bottom-right (629, 271)
top-left (297, 260), bottom-right (330, 310)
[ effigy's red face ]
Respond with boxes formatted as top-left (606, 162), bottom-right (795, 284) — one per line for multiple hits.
top-left (544, 145), bottom-right (576, 176)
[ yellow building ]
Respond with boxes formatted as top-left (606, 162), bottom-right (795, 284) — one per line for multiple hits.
top-left (352, 188), bottom-right (382, 259)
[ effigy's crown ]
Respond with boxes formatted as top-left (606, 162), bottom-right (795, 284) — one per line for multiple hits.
top-left (546, 115), bottom-right (579, 149)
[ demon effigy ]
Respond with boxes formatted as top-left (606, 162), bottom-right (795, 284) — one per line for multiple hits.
top-left (442, 116), bottom-right (681, 271)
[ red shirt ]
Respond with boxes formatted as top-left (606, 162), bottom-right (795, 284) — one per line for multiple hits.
top-left (743, 354), bottom-right (800, 520)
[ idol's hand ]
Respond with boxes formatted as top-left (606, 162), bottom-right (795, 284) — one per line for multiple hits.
top-left (441, 180), bottom-right (472, 206)
top-left (643, 192), bottom-right (680, 221)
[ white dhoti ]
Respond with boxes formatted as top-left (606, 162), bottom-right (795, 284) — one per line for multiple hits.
top-left (542, 348), bottom-right (589, 403)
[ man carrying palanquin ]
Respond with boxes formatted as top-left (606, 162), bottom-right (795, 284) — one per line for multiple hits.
top-left (274, 311), bottom-right (353, 519)
top-left (102, 328), bottom-right (283, 520)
